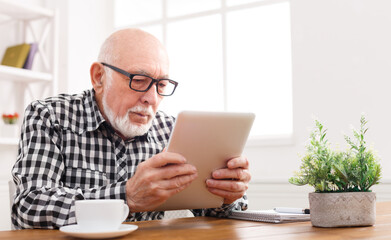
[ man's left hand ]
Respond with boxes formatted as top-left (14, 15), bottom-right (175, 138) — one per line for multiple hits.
top-left (206, 156), bottom-right (251, 204)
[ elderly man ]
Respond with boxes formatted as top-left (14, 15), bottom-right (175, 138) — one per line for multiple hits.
top-left (11, 28), bottom-right (251, 229)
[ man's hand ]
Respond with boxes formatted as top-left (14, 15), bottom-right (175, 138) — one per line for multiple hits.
top-left (125, 152), bottom-right (198, 212)
top-left (206, 156), bottom-right (251, 204)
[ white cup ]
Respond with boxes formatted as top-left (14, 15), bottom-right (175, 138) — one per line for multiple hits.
top-left (75, 199), bottom-right (129, 232)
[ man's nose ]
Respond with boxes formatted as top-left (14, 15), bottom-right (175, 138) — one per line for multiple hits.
top-left (140, 83), bottom-right (159, 105)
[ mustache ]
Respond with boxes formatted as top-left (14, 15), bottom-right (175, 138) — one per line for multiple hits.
top-left (127, 106), bottom-right (154, 116)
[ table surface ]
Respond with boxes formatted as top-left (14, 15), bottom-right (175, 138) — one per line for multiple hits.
top-left (1, 201), bottom-right (390, 240)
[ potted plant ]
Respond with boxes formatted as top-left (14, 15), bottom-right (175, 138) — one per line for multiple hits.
top-left (289, 116), bottom-right (382, 227)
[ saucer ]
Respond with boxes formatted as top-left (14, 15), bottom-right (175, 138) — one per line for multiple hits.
top-left (60, 224), bottom-right (138, 239)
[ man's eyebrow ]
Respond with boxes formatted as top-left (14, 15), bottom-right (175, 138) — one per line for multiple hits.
top-left (133, 69), bottom-right (169, 79)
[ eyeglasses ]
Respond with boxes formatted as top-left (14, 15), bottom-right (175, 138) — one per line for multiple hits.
top-left (101, 62), bottom-right (178, 96)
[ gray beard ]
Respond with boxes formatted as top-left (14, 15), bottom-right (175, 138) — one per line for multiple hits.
top-left (101, 94), bottom-right (154, 139)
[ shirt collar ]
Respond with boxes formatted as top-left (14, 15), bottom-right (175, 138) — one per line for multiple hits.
top-left (84, 89), bottom-right (106, 132)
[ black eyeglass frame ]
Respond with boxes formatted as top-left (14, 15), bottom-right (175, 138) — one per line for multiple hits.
top-left (101, 62), bottom-right (178, 96)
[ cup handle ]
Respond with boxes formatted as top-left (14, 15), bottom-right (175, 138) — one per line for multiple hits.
top-left (122, 204), bottom-right (129, 221)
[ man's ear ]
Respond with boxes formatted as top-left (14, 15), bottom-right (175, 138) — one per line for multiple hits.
top-left (90, 62), bottom-right (104, 94)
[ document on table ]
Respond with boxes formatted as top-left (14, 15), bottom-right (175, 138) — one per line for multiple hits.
top-left (228, 209), bottom-right (310, 223)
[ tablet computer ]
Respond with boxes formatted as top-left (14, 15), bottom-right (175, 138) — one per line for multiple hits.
top-left (155, 111), bottom-right (255, 211)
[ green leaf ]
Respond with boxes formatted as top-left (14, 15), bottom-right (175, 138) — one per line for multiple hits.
top-left (289, 116), bottom-right (382, 193)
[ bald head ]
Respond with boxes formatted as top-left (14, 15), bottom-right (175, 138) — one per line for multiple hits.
top-left (98, 28), bottom-right (168, 68)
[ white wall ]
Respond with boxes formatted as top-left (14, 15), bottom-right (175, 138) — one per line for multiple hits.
top-left (247, 0), bottom-right (391, 181)
top-left (46, 0), bottom-right (114, 95)
top-left (65, 0), bottom-right (114, 94)
top-left (246, 0), bottom-right (391, 210)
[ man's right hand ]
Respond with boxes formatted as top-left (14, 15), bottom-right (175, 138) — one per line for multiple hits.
top-left (125, 152), bottom-right (198, 212)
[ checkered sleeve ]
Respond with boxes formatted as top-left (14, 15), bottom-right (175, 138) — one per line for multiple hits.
top-left (191, 194), bottom-right (248, 218)
top-left (11, 101), bottom-right (126, 229)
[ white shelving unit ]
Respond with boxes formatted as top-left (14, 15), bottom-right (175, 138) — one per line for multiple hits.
top-left (0, 0), bottom-right (58, 147)
top-left (0, 0), bottom-right (58, 231)
top-left (0, 137), bottom-right (19, 146)
top-left (0, 65), bottom-right (52, 83)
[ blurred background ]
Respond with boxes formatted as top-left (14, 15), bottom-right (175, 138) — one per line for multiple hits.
top-left (0, 0), bottom-right (390, 230)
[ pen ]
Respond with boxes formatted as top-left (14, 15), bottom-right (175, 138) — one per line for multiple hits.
top-left (273, 207), bottom-right (310, 214)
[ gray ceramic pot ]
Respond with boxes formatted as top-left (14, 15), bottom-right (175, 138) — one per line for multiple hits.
top-left (309, 192), bottom-right (376, 227)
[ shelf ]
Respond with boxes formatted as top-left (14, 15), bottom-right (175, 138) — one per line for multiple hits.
top-left (0, 0), bottom-right (54, 21)
top-left (0, 137), bottom-right (18, 146)
top-left (0, 0), bottom-right (56, 147)
top-left (0, 65), bottom-right (52, 83)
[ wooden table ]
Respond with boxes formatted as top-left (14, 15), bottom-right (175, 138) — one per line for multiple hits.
top-left (1, 201), bottom-right (390, 239)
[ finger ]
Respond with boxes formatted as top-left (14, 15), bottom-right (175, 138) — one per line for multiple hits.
top-left (206, 179), bottom-right (248, 192)
top-left (163, 172), bottom-right (198, 190)
top-left (212, 168), bottom-right (251, 182)
top-left (227, 156), bottom-right (249, 169)
top-left (153, 180), bottom-right (195, 203)
top-left (166, 181), bottom-right (193, 196)
top-left (207, 187), bottom-right (244, 203)
top-left (148, 152), bottom-right (186, 167)
top-left (162, 163), bottom-right (198, 180)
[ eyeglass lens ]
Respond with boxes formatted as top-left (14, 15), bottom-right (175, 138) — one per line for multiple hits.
top-left (131, 75), bottom-right (176, 96)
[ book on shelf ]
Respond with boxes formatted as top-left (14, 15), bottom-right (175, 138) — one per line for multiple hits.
top-left (1, 43), bottom-right (31, 68)
top-left (23, 43), bottom-right (38, 70)
top-left (228, 209), bottom-right (310, 223)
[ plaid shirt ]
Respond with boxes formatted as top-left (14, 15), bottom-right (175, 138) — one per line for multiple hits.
top-left (11, 89), bottom-right (248, 229)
